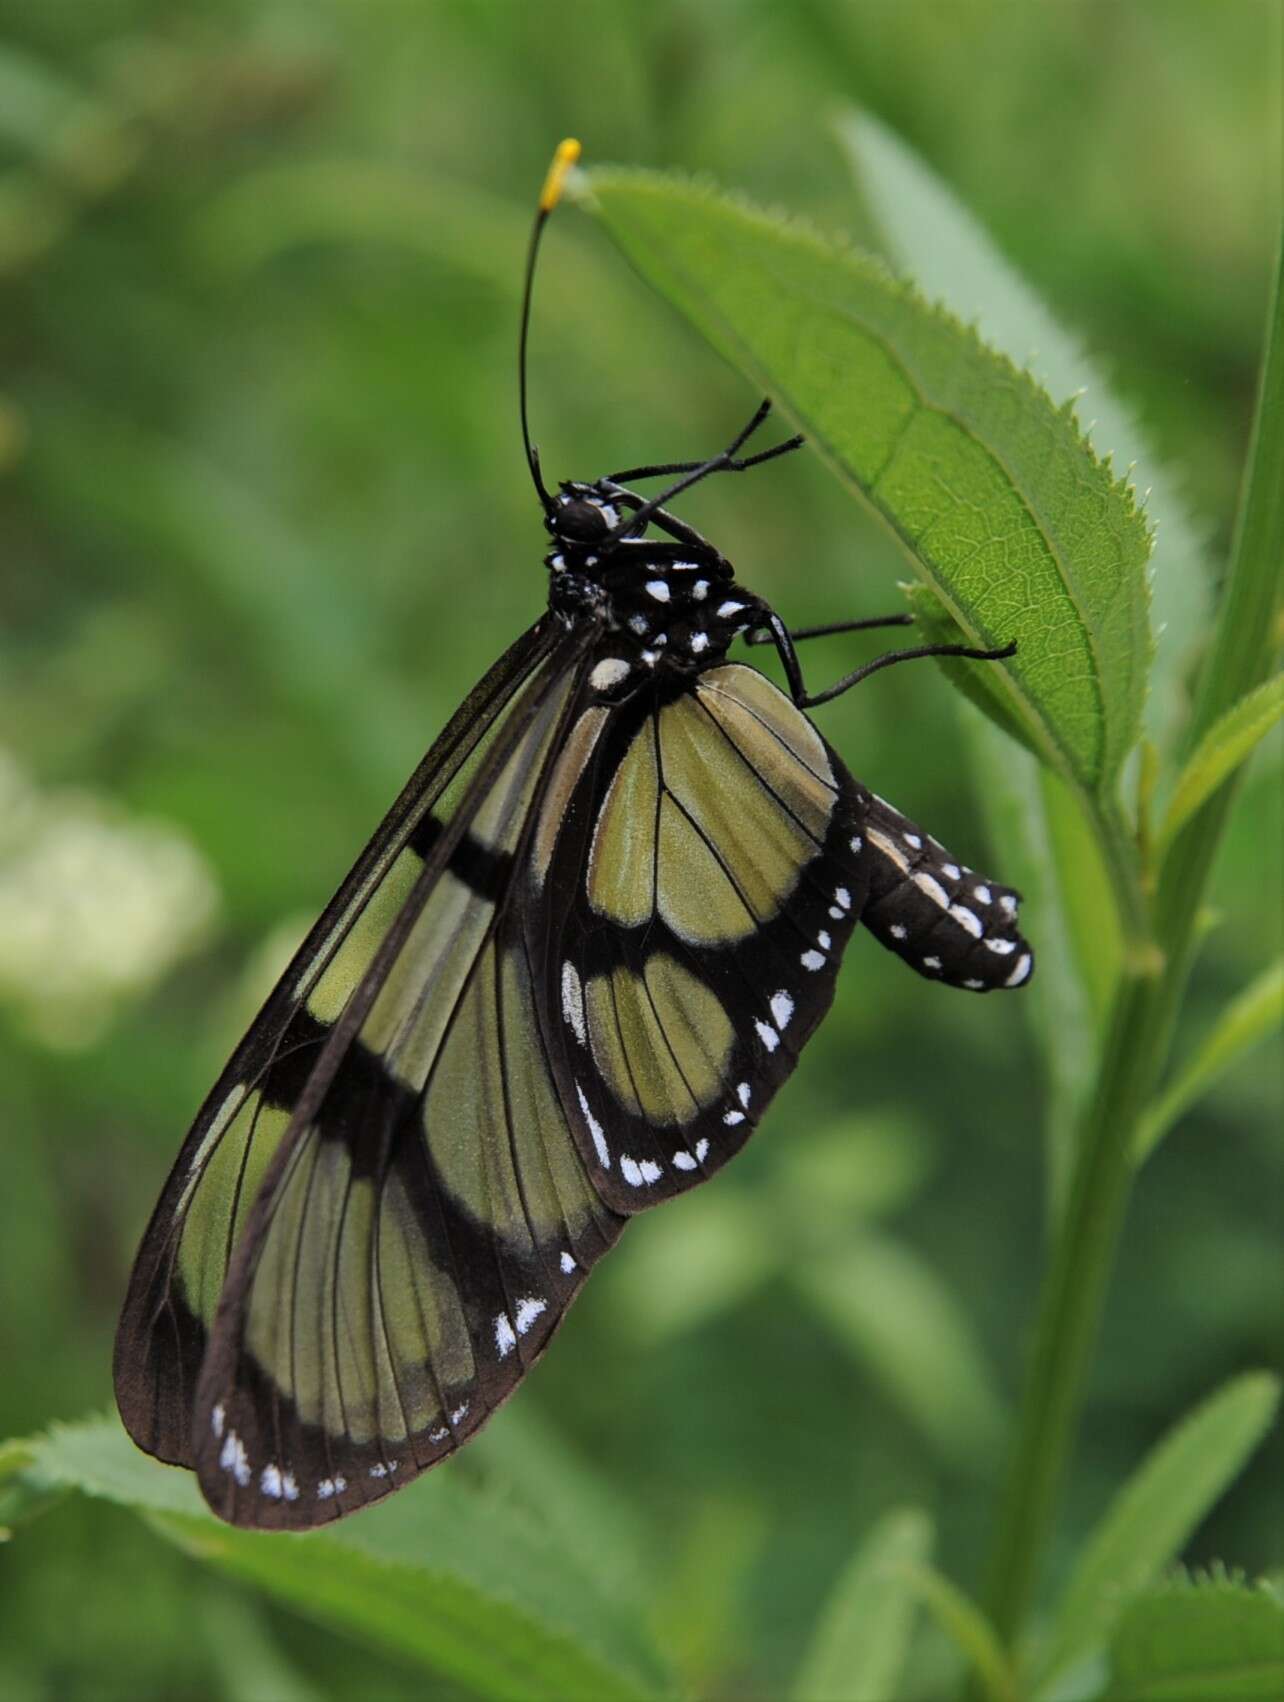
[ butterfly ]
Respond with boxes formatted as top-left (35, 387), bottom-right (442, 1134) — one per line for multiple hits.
top-left (114, 140), bottom-right (1033, 1529)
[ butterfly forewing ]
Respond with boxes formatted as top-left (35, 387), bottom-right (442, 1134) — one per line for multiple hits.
top-left (113, 621), bottom-right (570, 1470)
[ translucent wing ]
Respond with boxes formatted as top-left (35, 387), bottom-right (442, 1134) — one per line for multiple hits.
top-left (534, 662), bottom-right (874, 1212)
top-left (113, 620), bottom-right (599, 1473)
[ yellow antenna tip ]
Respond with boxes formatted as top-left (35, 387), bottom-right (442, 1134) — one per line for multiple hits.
top-left (539, 138), bottom-right (582, 213)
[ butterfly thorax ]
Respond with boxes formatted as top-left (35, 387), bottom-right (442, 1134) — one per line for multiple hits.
top-left (544, 481), bottom-right (765, 700)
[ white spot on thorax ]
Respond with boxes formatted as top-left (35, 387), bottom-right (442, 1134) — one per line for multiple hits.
top-left (850, 835), bottom-right (863, 854)
top-left (689, 631), bottom-right (710, 654)
top-left (692, 580), bottom-right (709, 600)
top-left (646, 580), bottom-right (671, 603)
top-left (770, 991), bottom-right (794, 1029)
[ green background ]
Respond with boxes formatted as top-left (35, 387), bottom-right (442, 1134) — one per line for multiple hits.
top-left (0, 2), bottom-right (1278, 1697)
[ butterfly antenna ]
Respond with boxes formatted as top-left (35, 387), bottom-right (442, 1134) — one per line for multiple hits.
top-left (520, 137), bottom-right (580, 514)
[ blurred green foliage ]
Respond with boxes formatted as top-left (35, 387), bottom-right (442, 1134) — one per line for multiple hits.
top-left (0, 2), bottom-right (1278, 1698)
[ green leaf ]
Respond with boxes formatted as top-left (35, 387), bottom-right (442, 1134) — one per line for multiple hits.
top-left (1107, 1575), bottom-right (1284, 1701)
top-left (893, 1562), bottom-right (1018, 1702)
top-left (17, 1414), bottom-right (669, 1702)
top-left (1135, 959), bottom-right (1284, 1163)
top-left (582, 166), bottom-right (1152, 800)
top-left (901, 583), bottom-right (1045, 760)
top-left (835, 107), bottom-right (1206, 759)
top-left (792, 1508), bottom-right (934, 1702)
top-left (1035, 1372), bottom-right (1282, 1692)
top-left (1158, 674), bottom-right (1284, 856)
top-left (792, 1232), bottom-right (1006, 1465)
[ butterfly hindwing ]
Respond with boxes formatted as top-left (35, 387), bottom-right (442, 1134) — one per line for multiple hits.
top-left (537, 662), bottom-right (872, 1212)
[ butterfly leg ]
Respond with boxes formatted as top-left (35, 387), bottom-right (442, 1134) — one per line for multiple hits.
top-left (755, 609), bottom-right (1016, 709)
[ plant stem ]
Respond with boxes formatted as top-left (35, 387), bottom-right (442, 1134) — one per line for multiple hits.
top-left (978, 215), bottom-right (1284, 1660)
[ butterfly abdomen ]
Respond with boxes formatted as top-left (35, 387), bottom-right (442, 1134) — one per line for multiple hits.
top-left (853, 793), bottom-right (1033, 991)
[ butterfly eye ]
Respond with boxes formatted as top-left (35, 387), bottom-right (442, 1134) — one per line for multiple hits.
top-left (553, 499), bottom-right (611, 542)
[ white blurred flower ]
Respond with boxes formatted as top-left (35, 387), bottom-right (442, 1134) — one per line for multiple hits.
top-left (0, 748), bottom-right (220, 1049)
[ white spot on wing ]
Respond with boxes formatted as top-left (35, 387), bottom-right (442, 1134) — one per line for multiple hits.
top-left (835, 886), bottom-right (852, 911)
top-left (673, 1149), bottom-right (697, 1171)
top-left (717, 600), bottom-right (746, 617)
top-left (693, 580), bottom-right (709, 600)
top-left (689, 631), bottom-right (710, 654)
top-left (211, 1403), bottom-right (225, 1439)
top-left (849, 835), bottom-right (863, 854)
top-left (219, 1430), bottom-right (250, 1487)
top-left (561, 961), bottom-right (587, 1045)
top-left (985, 937), bottom-right (1017, 956)
top-left (494, 1312), bottom-right (517, 1358)
top-left (903, 832), bottom-right (922, 849)
top-left (890, 923), bottom-right (908, 940)
top-left (755, 1019), bottom-right (780, 1052)
top-left (801, 949), bottom-right (826, 971)
top-left (818, 931), bottom-right (831, 949)
top-left (590, 658), bottom-right (631, 691)
top-left (261, 1463), bottom-right (299, 1501)
top-left (428, 1427), bottom-right (449, 1444)
top-left (949, 904), bottom-right (983, 938)
top-left (770, 991), bottom-right (794, 1029)
top-left (576, 1083), bottom-right (610, 1168)
top-left (560, 1251), bottom-right (577, 1274)
top-left (943, 862), bottom-right (961, 880)
top-left (974, 884), bottom-right (993, 905)
top-left (737, 1081), bottom-right (751, 1107)
top-left (723, 1109), bottom-right (745, 1125)
top-left (449, 1402), bottom-right (469, 1424)
top-left (514, 1296), bottom-right (546, 1335)
top-left (317, 1475), bottom-right (347, 1498)
top-left (646, 579), bottom-right (671, 602)
top-left (628, 614), bottom-right (649, 636)
top-left (620, 1155), bottom-right (644, 1186)
top-left (639, 1159), bottom-right (662, 1183)
top-left (695, 1138), bottom-right (709, 1161)
top-left (964, 978), bottom-right (985, 989)
top-left (999, 893), bottom-right (1018, 916)
top-left (923, 955), bottom-right (942, 970)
